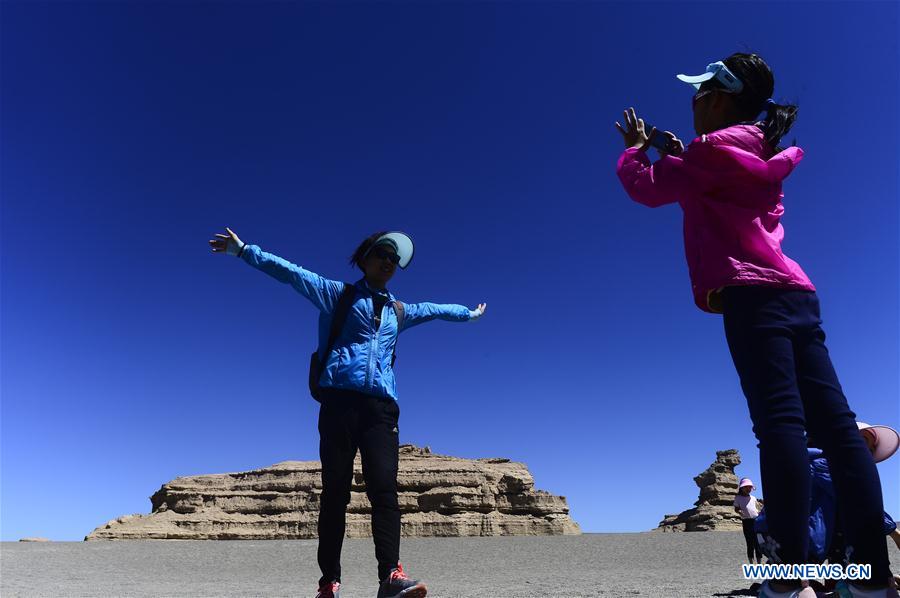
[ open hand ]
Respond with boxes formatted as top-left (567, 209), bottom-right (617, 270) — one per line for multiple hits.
top-left (615, 107), bottom-right (650, 150)
top-left (209, 227), bottom-right (245, 256)
top-left (469, 303), bottom-right (487, 321)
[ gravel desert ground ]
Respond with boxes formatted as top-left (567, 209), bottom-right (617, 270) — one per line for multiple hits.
top-left (5, 532), bottom-right (896, 597)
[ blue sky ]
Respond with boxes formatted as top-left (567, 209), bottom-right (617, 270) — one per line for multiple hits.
top-left (2, 1), bottom-right (897, 541)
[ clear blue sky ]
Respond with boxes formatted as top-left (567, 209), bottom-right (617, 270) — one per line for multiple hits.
top-left (2, 2), bottom-right (897, 541)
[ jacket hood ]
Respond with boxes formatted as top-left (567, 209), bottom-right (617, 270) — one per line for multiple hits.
top-left (690, 125), bottom-right (803, 206)
top-left (703, 124), bottom-right (804, 184)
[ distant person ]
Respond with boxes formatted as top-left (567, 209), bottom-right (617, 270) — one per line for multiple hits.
top-left (209, 228), bottom-right (487, 598)
top-left (614, 52), bottom-right (896, 598)
top-left (735, 478), bottom-right (763, 564)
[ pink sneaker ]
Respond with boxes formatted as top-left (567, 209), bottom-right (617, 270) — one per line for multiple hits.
top-left (315, 580), bottom-right (340, 598)
top-left (758, 581), bottom-right (817, 597)
top-left (376, 563), bottom-right (427, 598)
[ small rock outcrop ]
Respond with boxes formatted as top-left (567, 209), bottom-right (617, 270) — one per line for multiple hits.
top-left (656, 449), bottom-right (745, 532)
top-left (18, 537), bottom-right (51, 542)
top-left (86, 445), bottom-right (581, 540)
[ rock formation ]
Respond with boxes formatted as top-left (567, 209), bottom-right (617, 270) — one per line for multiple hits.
top-left (86, 445), bottom-right (580, 540)
top-left (656, 449), bottom-right (747, 532)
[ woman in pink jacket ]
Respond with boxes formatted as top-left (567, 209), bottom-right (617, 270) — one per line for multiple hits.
top-left (615, 53), bottom-right (895, 598)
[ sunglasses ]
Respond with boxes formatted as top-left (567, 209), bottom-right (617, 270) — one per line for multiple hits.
top-left (692, 84), bottom-right (737, 109)
top-left (372, 246), bottom-right (401, 264)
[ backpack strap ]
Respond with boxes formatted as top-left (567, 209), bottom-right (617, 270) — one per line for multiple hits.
top-left (392, 300), bottom-right (405, 330)
top-left (390, 301), bottom-right (404, 368)
top-left (319, 283), bottom-right (357, 377)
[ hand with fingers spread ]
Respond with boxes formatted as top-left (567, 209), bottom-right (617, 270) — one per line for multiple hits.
top-left (615, 107), bottom-right (652, 151)
top-left (469, 303), bottom-right (487, 321)
top-left (208, 227), bottom-right (246, 257)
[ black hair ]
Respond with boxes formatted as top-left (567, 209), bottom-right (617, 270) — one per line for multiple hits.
top-left (714, 53), bottom-right (798, 151)
top-left (349, 231), bottom-right (389, 272)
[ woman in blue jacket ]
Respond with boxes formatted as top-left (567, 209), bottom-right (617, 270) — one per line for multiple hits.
top-left (210, 228), bottom-right (486, 598)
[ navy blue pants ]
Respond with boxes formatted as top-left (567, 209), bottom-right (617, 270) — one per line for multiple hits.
top-left (317, 388), bottom-right (401, 586)
top-left (722, 286), bottom-right (891, 586)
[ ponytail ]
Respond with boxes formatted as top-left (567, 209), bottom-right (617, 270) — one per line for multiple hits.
top-left (722, 53), bottom-right (799, 152)
top-left (761, 99), bottom-right (798, 151)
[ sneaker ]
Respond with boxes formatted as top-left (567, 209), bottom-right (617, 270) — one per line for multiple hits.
top-left (316, 580), bottom-right (341, 598)
top-left (758, 581), bottom-right (817, 598)
top-left (376, 563), bottom-right (427, 598)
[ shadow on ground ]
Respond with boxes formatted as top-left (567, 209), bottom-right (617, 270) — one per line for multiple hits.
top-left (712, 582), bottom-right (760, 596)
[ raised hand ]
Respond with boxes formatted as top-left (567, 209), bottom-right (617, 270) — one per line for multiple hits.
top-left (469, 303), bottom-right (487, 321)
top-left (209, 227), bottom-right (246, 257)
top-left (615, 107), bottom-right (650, 150)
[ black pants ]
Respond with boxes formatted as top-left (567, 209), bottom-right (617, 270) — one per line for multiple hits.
top-left (723, 286), bottom-right (890, 586)
top-left (742, 518), bottom-right (762, 562)
top-left (317, 388), bottom-right (401, 585)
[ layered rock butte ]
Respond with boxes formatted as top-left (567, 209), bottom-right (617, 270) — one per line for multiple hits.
top-left (656, 449), bottom-right (750, 532)
top-left (86, 445), bottom-right (580, 540)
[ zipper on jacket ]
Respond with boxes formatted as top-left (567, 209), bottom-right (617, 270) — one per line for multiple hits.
top-left (374, 301), bottom-right (386, 390)
top-left (364, 295), bottom-right (373, 389)
top-left (365, 295), bottom-right (383, 391)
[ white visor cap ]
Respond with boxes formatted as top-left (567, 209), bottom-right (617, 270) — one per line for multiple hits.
top-left (857, 421), bottom-right (900, 463)
top-left (371, 232), bottom-right (415, 269)
top-left (677, 61), bottom-right (744, 93)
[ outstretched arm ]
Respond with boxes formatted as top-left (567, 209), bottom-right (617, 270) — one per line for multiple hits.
top-left (209, 227), bottom-right (343, 313)
top-left (399, 302), bottom-right (486, 332)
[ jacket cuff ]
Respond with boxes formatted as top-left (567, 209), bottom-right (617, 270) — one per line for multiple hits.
top-left (239, 244), bottom-right (256, 262)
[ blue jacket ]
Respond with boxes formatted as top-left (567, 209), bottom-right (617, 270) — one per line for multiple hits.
top-left (755, 449), bottom-right (897, 563)
top-left (240, 244), bottom-right (472, 400)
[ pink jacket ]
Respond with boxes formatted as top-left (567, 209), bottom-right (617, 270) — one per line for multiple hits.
top-left (616, 124), bottom-right (815, 313)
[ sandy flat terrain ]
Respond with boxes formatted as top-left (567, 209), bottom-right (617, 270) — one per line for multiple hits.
top-left (3, 533), bottom-right (896, 597)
